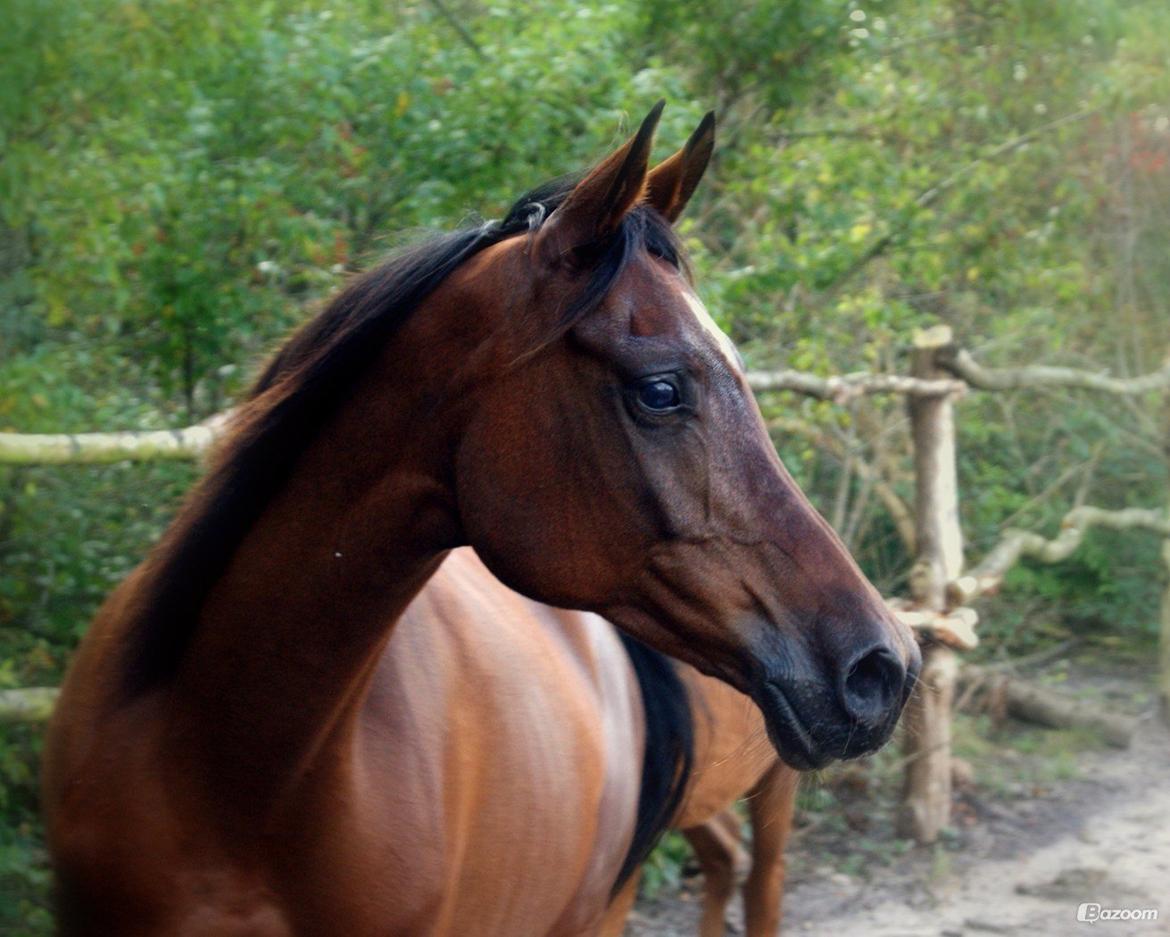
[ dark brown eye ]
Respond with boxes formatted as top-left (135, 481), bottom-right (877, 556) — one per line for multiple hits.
top-left (637, 378), bottom-right (682, 412)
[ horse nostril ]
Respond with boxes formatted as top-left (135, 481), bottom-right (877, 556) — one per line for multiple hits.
top-left (839, 645), bottom-right (904, 725)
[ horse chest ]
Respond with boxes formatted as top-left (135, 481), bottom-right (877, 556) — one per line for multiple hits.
top-left (333, 601), bottom-right (642, 936)
top-left (343, 708), bottom-right (622, 935)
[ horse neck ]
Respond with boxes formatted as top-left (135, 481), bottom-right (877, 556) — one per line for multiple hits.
top-left (161, 313), bottom-right (471, 813)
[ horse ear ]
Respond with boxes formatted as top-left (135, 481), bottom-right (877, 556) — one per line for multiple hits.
top-left (645, 111), bottom-right (715, 223)
top-left (534, 100), bottom-right (665, 266)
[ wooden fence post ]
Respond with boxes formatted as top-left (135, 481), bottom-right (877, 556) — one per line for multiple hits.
top-left (1162, 389), bottom-right (1170, 723)
top-left (1161, 537), bottom-right (1170, 724)
top-left (898, 325), bottom-right (964, 844)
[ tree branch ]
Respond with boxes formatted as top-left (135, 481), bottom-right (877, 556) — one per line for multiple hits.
top-left (937, 347), bottom-right (1170, 396)
top-left (950, 505), bottom-right (1170, 604)
top-left (426, 0), bottom-right (486, 60)
top-left (747, 369), bottom-right (964, 402)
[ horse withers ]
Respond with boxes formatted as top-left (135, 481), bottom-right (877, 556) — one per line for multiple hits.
top-left (43, 102), bottom-right (919, 935)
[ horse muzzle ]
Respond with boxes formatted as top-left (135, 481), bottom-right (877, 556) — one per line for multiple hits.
top-left (749, 632), bottom-right (921, 771)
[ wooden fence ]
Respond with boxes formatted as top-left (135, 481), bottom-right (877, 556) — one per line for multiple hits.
top-left (2, 325), bottom-right (1169, 844)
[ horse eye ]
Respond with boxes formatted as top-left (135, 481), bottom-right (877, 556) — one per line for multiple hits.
top-left (637, 378), bottom-right (682, 412)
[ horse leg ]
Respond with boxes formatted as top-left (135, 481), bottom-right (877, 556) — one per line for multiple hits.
top-left (742, 764), bottom-right (798, 936)
top-left (684, 818), bottom-right (740, 937)
top-left (595, 868), bottom-right (641, 937)
top-left (711, 808), bottom-right (750, 875)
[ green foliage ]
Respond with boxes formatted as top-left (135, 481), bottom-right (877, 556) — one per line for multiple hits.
top-left (639, 830), bottom-right (693, 897)
top-left (0, 726), bottom-right (50, 933)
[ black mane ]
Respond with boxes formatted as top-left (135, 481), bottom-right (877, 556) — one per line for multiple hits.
top-left (121, 173), bottom-right (684, 695)
top-left (251, 175), bottom-right (685, 393)
top-left (612, 633), bottom-right (694, 896)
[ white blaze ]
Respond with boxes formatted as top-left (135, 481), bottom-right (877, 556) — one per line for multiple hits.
top-left (684, 291), bottom-right (742, 373)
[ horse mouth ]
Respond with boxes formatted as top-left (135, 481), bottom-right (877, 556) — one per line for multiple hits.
top-left (753, 680), bottom-right (835, 771)
top-left (754, 673), bottom-right (910, 771)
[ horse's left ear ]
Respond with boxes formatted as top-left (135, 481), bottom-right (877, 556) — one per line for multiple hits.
top-left (645, 111), bottom-right (715, 223)
top-left (534, 101), bottom-right (665, 266)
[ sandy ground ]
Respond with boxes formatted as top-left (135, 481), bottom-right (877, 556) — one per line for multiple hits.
top-left (627, 689), bottom-right (1170, 937)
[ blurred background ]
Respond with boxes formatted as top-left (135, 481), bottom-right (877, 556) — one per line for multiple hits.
top-left (2, 0), bottom-right (1169, 933)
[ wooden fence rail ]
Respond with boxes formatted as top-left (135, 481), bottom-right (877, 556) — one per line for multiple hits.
top-left (3, 328), bottom-right (1168, 843)
top-left (0, 414), bottom-right (228, 465)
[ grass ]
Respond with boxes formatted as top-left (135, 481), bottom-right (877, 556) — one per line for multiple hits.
top-left (952, 713), bottom-right (1097, 793)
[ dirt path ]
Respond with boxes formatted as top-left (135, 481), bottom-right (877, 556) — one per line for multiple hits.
top-left (628, 716), bottom-right (1170, 937)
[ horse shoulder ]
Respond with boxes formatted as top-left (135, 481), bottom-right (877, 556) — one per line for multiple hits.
top-left (350, 552), bottom-right (643, 933)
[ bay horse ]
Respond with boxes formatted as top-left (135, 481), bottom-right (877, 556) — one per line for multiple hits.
top-left (677, 704), bottom-right (795, 937)
top-left (42, 102), bottom-right (919, 936)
